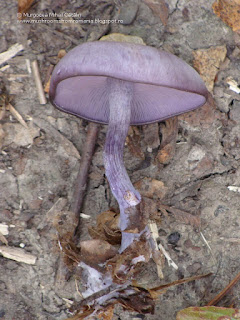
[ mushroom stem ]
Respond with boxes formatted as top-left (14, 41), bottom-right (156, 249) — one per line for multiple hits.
top-left (103, 78), bottom-right (141, 250)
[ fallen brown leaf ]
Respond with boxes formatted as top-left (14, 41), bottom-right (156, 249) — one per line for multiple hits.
top-left (212, 0), bottom-right (240, 32)
top-left (134, 177), bottom-right (168, 200)
top-left (143, 0), bottom-right (169, 25)
top-left (18, 0), bottom-right (34, 17)
top-left (88, 210), bottom-right (121, 245)
top-left (193, 46), bottom-right (227, 92)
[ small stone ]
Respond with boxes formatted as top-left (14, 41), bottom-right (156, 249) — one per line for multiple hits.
top-left (213, 86), bottom-right (232, 113)
top-left (229, 100), bottom-right (240, 122)
top-left (214, 205), bottom-right (229, 217)
top-left (168, 231), bottom-right (181, 245)
top-left (28, 199), bottom-right (43, 210)
top-left (118, 2), bottom-right (139, 25)
top-left (0, 310), bottom-right (5, 318)
top-left (187, 262), bottom-right (202, 274)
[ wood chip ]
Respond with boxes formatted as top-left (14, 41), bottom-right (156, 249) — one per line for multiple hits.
top-left (0, 223), bottom-right (9, 236)
top-left (0, 41), bottom-right (31, 66)
top-left (226, 77), bottom-right (240, 94)
top-left (0, 246), bottom-right (37, 264)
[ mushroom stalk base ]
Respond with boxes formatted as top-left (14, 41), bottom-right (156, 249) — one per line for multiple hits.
top-left (103, 78), bottom-right (141, 252)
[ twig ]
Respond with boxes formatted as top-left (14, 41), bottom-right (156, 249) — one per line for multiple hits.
top-left (200, 231), bottom-right (217, 264)
top-left (72, 122), bottom-right (100, 242)
top-left (71, 122), bottom-right (100, 218)
top-left (40, 24), bottom-right (80, 45)
top-left (148, 221), bottom-right (164, 278)
top-left (207, 271), bottom-right (240, 306)
top-left (32, 60), bottom-right (47, 105)
top-left (7, 103), bottom-right (28, 128)
top-left (158, 242), bottom-right (178, 270)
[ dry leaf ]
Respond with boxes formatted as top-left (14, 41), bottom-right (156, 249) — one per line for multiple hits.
top-left (18, 0), bottom-right (34, 17)
top-left (212, 0), bottom-right (240, 32)
top-left (134, 177), bottom-right (168, 200)
top-left (193, 46), bottom-right (227, 92)
top-left (143, 0), bottom-right (169, 25)
top-left (88, 210), bottom-right (121, 245)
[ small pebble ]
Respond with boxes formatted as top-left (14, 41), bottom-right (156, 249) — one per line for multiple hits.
top-left (168, 231), bottom-right (181, 245)
top-left (214, 205), bottom-right (229, 217)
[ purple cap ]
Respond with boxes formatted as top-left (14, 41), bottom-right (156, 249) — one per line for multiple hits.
top-left (49, 41), bottom-right (208, 125)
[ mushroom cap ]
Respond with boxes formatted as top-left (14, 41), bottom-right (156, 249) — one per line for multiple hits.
top-left (49, 41), bottom-right (208, 125)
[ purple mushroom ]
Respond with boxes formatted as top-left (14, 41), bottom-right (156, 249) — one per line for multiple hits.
top-left (49, 41), bottom-right (208, 252)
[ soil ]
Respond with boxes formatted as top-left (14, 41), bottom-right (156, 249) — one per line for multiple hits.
top-left (0, 0), bottom-right (240, 319)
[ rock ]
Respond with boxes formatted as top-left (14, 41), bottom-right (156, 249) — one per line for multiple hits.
top-left (118, 2), bottom-right (139, 25)
top-left (229, 100), bottom-right (240, 122)
top-left (100, 33), bottom-right (145, 45)
top-left (213, 86), bottom-right (232, 113)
